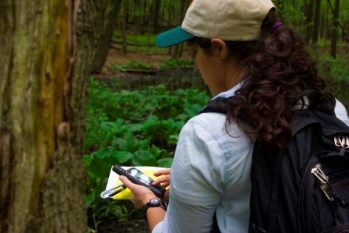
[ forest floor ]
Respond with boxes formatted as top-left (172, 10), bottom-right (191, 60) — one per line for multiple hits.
top-left (97, 215), bottom-right (149, 233)
top-left (96, 46), bottom-right (204, 91)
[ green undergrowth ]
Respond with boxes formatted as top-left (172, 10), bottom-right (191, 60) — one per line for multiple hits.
top-left (84, 79), bottom-right (210, 230)
top-left (109, 58), bottom-right (194, 73)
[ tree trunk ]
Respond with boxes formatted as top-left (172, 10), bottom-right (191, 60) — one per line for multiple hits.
top-left (92, 0), bottom-right (123, 74)
top-left (0, 0), bottom-right (96, 232)
top-left (170, 0), bottom-right (189, 58)
top-left (331, 0), bottom-right (340, 58)
top-left (312, 0), bottom-right (321, 45)
top-left (134, 0), bottom-right (142, 33)
top-left (152, 0), bottom-right (161, 33)
top-left (304, 0), bottom-right (314, 44)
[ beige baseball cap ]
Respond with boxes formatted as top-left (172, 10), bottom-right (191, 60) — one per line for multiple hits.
top-left (156, 0), bottom-right (275, 47)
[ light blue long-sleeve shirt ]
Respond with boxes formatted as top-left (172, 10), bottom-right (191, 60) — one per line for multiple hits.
top-left (153, 85), bottom-right (349, 233)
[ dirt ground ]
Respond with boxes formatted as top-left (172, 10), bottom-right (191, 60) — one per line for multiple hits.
top-left (102, 48), bottom-right (172, 74)
top-left (97, 217), bottom-right (149, 233)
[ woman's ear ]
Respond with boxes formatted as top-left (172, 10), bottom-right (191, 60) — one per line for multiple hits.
top-left (210, 38), bottom-right (229, 59)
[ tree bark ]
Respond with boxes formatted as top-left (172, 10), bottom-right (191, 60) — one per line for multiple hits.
top-left (0, 0), bottom-right (96, 232)
top-left (152, 0), bottom-right (161, 33)
top-left (304, 0), bottom-right (314, 44)
top-left (92, 0), bottom-right (123, 74)
top-left (312, 0), bottom-right (321, 45)
top-left (170, 0), bottom-right (189, 58)
top-left (331, 0), bottom-right (340, 58)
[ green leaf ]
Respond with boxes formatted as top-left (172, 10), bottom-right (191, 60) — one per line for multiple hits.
top-left (157, 158), bottom-right (173, 168)
top-left (132, 150), bottom-right (157, 166)
top-left (112, 137), bottom-right (128, 151)
top-left (113, 151), bottom-right (133, 164)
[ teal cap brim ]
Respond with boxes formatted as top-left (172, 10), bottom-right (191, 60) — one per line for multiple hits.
top-left (155, 26), bottom-right (195, 48)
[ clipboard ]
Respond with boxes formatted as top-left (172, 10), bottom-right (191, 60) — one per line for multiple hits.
top-left (100, 166), bottom-right (168, 200)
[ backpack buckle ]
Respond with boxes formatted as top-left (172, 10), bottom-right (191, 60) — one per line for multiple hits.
top-left (334, 135), bottom-right (349, 149)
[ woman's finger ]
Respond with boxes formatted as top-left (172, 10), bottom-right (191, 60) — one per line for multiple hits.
top-left (119, 175), bottom-right (137, 191)
top-left (153, 168), bottom-right (171, 177)
top-left (152, 176), bottom-right (170, 186)
top-left (119, 175), bottom-right (157, 209)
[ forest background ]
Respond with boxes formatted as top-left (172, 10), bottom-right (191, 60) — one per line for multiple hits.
top-left (0, 0), bottom-right (348, 233)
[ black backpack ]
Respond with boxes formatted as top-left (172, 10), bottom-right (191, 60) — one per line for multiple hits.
top-left (201, 97), bottom-right (349, 233)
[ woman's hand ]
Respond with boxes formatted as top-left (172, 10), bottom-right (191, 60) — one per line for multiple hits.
top-left (152, 168), bottom-right (171, 198)
top-left (119, 175), bottom-right (157, 209)
top-left (120, 174), bottom-right (167, 231)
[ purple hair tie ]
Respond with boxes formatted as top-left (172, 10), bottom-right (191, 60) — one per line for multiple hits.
top-left (271, 22), bottom-right (282, 32)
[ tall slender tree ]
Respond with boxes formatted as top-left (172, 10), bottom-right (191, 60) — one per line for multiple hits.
top-left (152, 0), bottom-right (161, 33)
top-left (331, 0), bottom-right (340, 58)
top-left (312, 0), bottom-right (321, 45)
top-left (92, 0), bottom-right (123, 73)
top-left (304, 0), bottom-right (315, 44)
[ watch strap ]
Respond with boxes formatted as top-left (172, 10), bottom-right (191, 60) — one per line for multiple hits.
top-left (142, 199), bottom-right (167, 222)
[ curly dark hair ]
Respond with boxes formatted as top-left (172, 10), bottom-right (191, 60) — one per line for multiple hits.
top-left (196, 9), bottom-right (335, 149)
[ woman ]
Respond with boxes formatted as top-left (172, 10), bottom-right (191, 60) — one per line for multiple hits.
top-left (120, 0), bottom-right (349, 232)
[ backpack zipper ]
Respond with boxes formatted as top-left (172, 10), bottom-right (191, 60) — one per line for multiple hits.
top-left (311, 163), bottom-right (332, 201)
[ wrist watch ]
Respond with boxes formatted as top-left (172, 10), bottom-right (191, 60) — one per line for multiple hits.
top-left (142, 198), bottom-right (167, 222)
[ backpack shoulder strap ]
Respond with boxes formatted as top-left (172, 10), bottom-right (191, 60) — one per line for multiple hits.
top-left (292, 110), bottom-right (349, 136)
top-left (200, 97), bottom-right (230, 114)
top-left (200, 97), bottom-right (228, 233)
